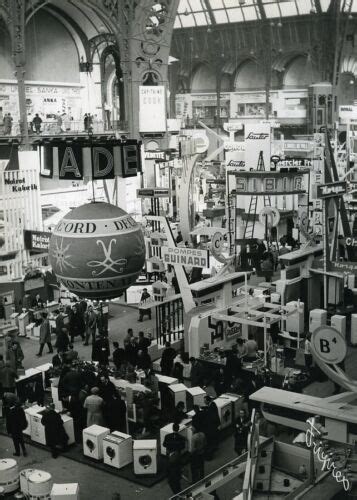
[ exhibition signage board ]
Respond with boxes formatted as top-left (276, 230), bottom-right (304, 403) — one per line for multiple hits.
top-left (24, 230), bottom-right (51, 252)
top-left (244, 123), bottom-right (271, 170)
top-left (331, 261), bottom-right (357, 272)
top-left (162, 247), bottom-right (209, 268)
top-left (226, 159), bottom-right (245, 169)
top-left (274, 157), bottom-right (313, 168)
top-left (39, 140), bottom-right (141, 180)
top-left (317, 181), bottom-right (347, 198)
top-left (139, 86), bottom-right (166, 133)
top-left (339, 105), bottom-right (357, 122)
top-left (312, 326), bottom-right (347, 364)
top-left (136, 188), bottom-right (171, 198)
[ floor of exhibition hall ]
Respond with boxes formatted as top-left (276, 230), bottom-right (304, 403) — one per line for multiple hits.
top-left (3, 297), bottom-right (357, 499)
top-left (0, 302), bottom-right (241, 499)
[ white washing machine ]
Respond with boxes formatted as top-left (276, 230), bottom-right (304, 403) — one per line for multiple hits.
top-left (331, 315), bottom-right (346, 338)
top-left (159, 422), bottom-right (188, 455)
top-left (286, 301), bottom-right (304, 334)
top-left (169, 383), bottom-right (187, 407)
top-left (214, 397), bottom-right (233, 430)
top-left (186, 387), bottom-right (206, 411)
top-left (103, 431), bottom-right (133, 469)
top-left (219, 393), bottom-right (244, 421)
top-left (24, 405), bottom-right (44, 437)
top-left (133, 439), bottom-right (157, 475)
top-left (82, 425), bottom-right (110, 460)
top-left (30, 412), bottom-right (47, 445)
top-left (309, 309), bottom-right (327, 333)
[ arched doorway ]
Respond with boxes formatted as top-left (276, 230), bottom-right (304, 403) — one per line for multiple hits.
top-left (100, 46), bottom-right (125, 129)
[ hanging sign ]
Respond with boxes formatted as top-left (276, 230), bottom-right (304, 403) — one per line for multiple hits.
top-left (139, 86), bottom-right (166, 133)
top-left (40, 140), bottom-right (141, 180)
top-left (136, 187), bottom-right (171, 198)
top-left (162, 246), bottom-right (209, 268)
top-left (274, 157), bottom-right (313, 168)
top-left (24, 230), bottom-right (51, 252)
top-left (244, 123), bottom-right (271, 170)
top-left (317, 181), bottom-right (347, 198)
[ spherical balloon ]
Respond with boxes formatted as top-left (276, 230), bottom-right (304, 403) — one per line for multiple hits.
top-left (49, 202), bottom-right (146, 299)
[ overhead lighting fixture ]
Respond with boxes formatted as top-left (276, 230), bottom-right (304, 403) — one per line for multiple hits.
top-left (239, 0), bottom-right (246, 5)
top-left (184, 8), bottom-right (189, 16)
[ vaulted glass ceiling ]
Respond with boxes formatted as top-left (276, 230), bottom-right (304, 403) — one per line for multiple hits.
top-left (174, 0), bottom-right (357, 29)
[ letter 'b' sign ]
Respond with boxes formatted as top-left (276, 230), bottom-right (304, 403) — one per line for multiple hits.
top-left (312, 326), bottom-right (347, 364)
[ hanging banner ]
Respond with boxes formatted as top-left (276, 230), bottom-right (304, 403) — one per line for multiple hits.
top-left (244, 123), bottom-right (271, 170)
top-left (139, 86), bottom-right (166, 133)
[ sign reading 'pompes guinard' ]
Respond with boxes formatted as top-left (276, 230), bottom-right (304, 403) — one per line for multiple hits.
top-left (162, 246), bottom-right (209, 268)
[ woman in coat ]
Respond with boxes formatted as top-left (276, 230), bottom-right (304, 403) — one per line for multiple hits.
top-left (83, 387), bottom-right (105, 426)
top-left (37, 312), bottom-right (53, 356)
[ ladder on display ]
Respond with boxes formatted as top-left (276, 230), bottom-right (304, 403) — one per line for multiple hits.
top-left (243, 151), bottom-right (271, 240)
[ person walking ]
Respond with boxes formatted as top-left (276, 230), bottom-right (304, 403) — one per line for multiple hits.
top-left (234, 409), bottom-right (251, 456)
top-left (92, 334), bottom-right (110, 366)
top-left (37, 312), bottom-right (53, 356)
top-left (41, 403), bottom-right (69, 458)
top-left (190, 427), bottom-right (206, 483)
top-left (5, 396), bottom-right (28, 456)
top-left (84, 305), bottom-right (97, 346)
top-left (160, 341), bottom-right (176, 376)
top-left (163, 423), bottom-right (186, 494)
top-left (55, 327), bottom-right (70, 353)
top-left (83, 387), bottom-right (105, 426)
top-left (138, 288), bottom-right (151, 322)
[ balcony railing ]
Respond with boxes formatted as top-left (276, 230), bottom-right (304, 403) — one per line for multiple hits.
top-left (0, 119), bottom-right (128, 138)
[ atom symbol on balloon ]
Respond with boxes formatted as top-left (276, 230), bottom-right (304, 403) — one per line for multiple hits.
top-left (87, 239), bottom-right (127, 277)
top-left (52, 238), bottom-right (76, 273)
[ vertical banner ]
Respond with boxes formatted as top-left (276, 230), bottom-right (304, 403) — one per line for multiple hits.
top-left (139, 86), bottom-right (166, 132)
top-left (244, 123), bottom-right (271, 170)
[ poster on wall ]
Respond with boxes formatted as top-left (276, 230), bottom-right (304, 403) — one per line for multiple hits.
top-left (244, 123), bottom-right (271, 171)
top-left (139, 86), bottom-right (166, 133)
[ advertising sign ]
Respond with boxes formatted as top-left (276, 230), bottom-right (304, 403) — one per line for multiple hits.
top-left (40, 140), bottom-right (141, 180)
top-left (24, 230), bottom-right (51, 252)
top-left (136, 187), bottom-right (171, 198)
top-left (312, 326), bottom-right (347, 364)
top-left (317, 181), bottom-right (347, 198)
top-left (339, 105), bottom-right (357, 122)
top-left (162, 247), bottom-right (209, 268)
top-left (139, 86), bottom-right (166, 133)
top-left (244, 123), bottom-right (271, 170)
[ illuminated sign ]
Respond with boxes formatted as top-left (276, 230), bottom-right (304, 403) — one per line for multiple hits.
top-left (136, 188), bottom-right (171, 198)
top-left (162, 247), bottom-right (209, 268)
top-left (346, 237), bottom-right (357, 247)
top-left (317, 181), bottom-right (347, 198)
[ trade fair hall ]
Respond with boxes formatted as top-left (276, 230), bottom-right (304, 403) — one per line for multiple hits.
top-left (1, 1), bottom-right (357, 499)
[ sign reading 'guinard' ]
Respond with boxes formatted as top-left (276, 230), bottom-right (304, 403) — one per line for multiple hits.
top-left (49, 202), bottom-right (146, 299)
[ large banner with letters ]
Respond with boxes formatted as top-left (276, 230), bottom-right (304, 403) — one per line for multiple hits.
top-left (244, 123), bottom-right (271, 171)
top-left (39, 139), bottom-right (142, 180)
